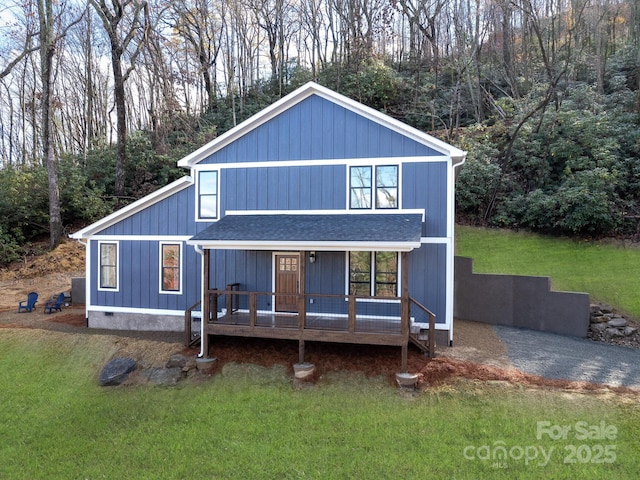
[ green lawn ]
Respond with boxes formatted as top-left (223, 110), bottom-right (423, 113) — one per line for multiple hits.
top-left (1, 329), bottom-right (639, 479)
top-left (456, 226), bottom-right (640, 318)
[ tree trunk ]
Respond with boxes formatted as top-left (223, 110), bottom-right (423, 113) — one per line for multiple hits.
top-left (38, 0), bottom-right (63, 248)
top-left (111, 49), bottom-right (127, 199)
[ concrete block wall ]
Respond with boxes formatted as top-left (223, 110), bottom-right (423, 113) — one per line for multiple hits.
top-left (454, 256), bottom-right (590, 337)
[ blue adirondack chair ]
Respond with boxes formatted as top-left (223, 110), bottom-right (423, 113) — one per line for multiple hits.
top-left (18, 292), bottom-right (38, 312)
top-left (44, 293), bottom-right (65, 314)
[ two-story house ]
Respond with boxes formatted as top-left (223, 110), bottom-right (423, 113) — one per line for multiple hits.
top-left (71, 82), bottom-right (466, 371)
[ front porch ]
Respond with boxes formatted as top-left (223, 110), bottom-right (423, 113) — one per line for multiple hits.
top-left (185, 215), bottom-right (436, 372)
top-left (185, 287), bottom-right (436, 372)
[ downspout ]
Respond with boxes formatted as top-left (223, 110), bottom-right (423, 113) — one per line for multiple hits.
top-left (450, 153), bottom-right (467, 346)
top-left (72, 236), bottom-right (90, 327)
top-left (194, 244), bottom-right (206, 358)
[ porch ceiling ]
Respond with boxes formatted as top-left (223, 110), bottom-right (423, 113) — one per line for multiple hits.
top-left (187, 213), bottom-right (423, 251)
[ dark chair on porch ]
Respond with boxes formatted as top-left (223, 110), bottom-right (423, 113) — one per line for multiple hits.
top-left (18, 292), bottom-right (38, 313)
top-left (44, 293), bottom-right (65, 314)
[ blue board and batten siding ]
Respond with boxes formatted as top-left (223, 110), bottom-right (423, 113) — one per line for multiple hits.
top-left (98, 186), bottom-right (199, 236)
top-left (199, 96), bottom-right (445, 164)
top-left (88, 184), bottom-right (204, 313)
top-left (90, 239), bottom-right (201, 311)
top-left (222, 165), bottom-right (346, 212)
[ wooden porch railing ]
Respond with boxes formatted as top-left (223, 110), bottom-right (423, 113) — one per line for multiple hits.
top-left (184, 300), bottom-right (201, 347)
top-left (205, 289), bottom-right (407, 330)
top-left (409, 296), bottom-right (436, 358)
top-left (190, 288), bottom-right (438, 369)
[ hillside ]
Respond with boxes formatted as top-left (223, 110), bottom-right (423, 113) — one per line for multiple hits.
top-left (0, 241), bottom-right (85, 310)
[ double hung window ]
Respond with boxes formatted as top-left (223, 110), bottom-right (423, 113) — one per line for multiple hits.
top-left (349, 165), bottom-right (398, 209)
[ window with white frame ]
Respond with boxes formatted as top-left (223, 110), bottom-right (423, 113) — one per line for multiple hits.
top-left (349, 251), bottom-right (398, 297)
top-left (98, 241), bottom-right (118, 290)
top-left (198, 170), bottom-right (219, 219)
top-left (349, 165), bottom-right (398, 209)
top-left (160, 242), bottom-right (182, 294)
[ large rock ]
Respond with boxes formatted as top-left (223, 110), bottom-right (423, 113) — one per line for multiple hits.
top-left (141, 367), bottom-right (184, 386)
top-left (99, 357), bottom-right (137, 386)
top-left (607, 317), bottom-right (627, 328)
top-left (165, 353), bottom-right (196, 370)
top-left (605, 328), bottom-right (625, 340)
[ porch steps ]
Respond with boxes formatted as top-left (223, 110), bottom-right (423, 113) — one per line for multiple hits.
top-left (408, 320), bottom-right (436, 356)
top-left (408, 330), bottom-right (434, 356)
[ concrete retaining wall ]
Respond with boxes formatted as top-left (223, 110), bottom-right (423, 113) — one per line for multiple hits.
top-left (454, 256), bottom-right (590, 337)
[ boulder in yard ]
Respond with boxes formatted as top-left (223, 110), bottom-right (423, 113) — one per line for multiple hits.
top-left (99, 357), bottom-right (137, 386)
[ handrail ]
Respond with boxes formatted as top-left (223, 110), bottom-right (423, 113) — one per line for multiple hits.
top-left (409, 296), bottom-right (436, 357)
top-left (184, 300), bottom-right (201, 347)
top-left (205, 288), bottom-right (403, 302)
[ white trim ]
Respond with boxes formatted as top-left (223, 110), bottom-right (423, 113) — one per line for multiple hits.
top-left (83, 240), bottom-right (91, 320)
top-left (70, 176), bottom-right (193, 239)
top-left (419, 236), bottom-right (449, 244)
top-left (449, 156), bottom-right (467, 343)
top-left (81, 235), bottom-right (192, 242)
top-left (97, 240), bottom-right (119, 292)
top-left (188, 240), bottom-right (420, 252)
top-left (159, 241), bottom-right (183, 295)
top-left (196, 169), bottom-right (220, 222)
top-left (177, 82), bottom-right (466, 168)
top-left (225, 208), bottom-right (426, 222)
top-left (272, 252), bottom-right (301, 313)
top-left (189, 155), bottom-right (449, 172)
top-left (87, 305), bottom-right (185, 316)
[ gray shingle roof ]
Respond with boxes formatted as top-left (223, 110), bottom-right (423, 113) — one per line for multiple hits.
top-left (190, 213), bottom-right (422, 246)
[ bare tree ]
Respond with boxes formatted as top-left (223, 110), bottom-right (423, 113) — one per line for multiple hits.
top-left (36, 0), bottom-right (83, 247)
top-left (170, 0), bottom-right (223, 113)
top-left (90, 0), bottom-right (149, 200)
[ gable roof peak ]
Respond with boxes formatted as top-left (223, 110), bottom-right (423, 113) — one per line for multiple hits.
top-left (177, 81), bottom-right (466, 168)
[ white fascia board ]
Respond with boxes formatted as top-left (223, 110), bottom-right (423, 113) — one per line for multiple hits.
top-left (225, 209), bottom-right (427, 222)
top-left (177, 81), bottom-right (467, 167)
top-left (70, 176), bottom-right (193, 239)
top-left (186, 240), bottom-right (421, 252)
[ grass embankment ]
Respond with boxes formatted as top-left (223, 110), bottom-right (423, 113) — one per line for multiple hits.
top-left (456, 226), bottom-right (640, 318)
top-left (1, 330), bottom-right (639, 479)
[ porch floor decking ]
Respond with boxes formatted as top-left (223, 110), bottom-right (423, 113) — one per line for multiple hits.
top-left (200, 310), bottom-right (408, 347)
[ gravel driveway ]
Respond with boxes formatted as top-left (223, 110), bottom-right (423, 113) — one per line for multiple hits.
top-left (494, 325), bottom-right (640, 389)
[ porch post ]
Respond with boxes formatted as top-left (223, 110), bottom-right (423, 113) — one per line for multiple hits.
top-left (298, 251), bottom-right (307, 328)
top-left (401, 251), bottom-right (410, 372)
top-left (202, 248), bottom-right (210, 358)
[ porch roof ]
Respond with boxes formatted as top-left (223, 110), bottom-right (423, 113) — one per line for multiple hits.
top-left (187, 213), bottom-right (423, 251)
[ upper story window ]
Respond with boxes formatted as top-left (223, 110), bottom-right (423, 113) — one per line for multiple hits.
top-left (198, 170), bottom-right (219, 219)
top-left (160, 242), bottom-right (182, 294)
top-left (98, 241), bottom-right (118, 291)
top-left (349, 165), bottom-right (398, 209)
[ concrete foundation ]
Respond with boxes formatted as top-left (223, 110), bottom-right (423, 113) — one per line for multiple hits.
top-left (87, 311), bottom-right (184, 332)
